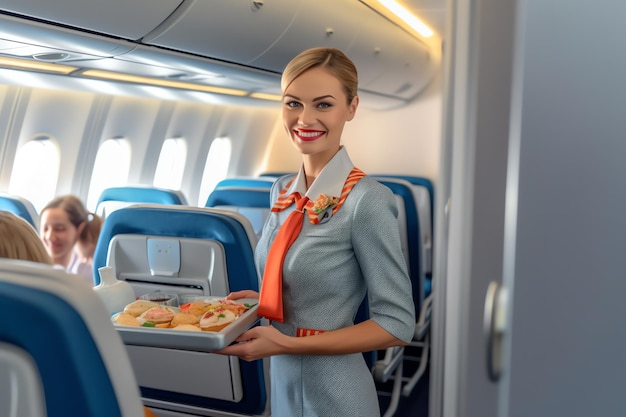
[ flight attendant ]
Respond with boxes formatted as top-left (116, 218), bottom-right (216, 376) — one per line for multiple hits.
top-left (220, 47), bottom-right (415, 417)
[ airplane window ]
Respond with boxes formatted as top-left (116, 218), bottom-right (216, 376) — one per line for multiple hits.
top-left (9, 137), bottom-right (60, 212)
top-left (86, 138), bottom-right (131, 211)
top-left (197, 137), bottom-right (232, 206)
top-left (153, 138), bottom-right (187, 190)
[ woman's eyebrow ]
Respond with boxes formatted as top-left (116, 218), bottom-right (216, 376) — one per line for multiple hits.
top-left (282, 94), bottom-right (336, 101)
top-left (312, 95), bottom-right (335, 102)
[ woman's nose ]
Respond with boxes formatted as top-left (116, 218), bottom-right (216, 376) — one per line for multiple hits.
top-left (298, 106), bottom-right (316, 126)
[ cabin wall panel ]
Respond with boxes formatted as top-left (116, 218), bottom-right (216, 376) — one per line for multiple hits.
top-left (139, 101), bottom-right (176, 185)
top-left (102, 96), bottom-right (161, 185)
top-left (185, 106), bottom-right (226, 206)
top-left (21, 89), bottom-right (95, 197)
top-left (0, 85), bottom-right (27, 190)
top-left (224, 106), bottom-right (281, 178)
top-left (74, 95), bottom-right (113, 199)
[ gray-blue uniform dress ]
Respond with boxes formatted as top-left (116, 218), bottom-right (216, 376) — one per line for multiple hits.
top-left (255, 147), bottom-right (415, 417)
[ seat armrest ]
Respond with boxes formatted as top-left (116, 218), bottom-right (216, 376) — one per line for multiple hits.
top-left (415, 293), bottom-right (433, 340)
top-left (373, 346), bottom-right (404, 383)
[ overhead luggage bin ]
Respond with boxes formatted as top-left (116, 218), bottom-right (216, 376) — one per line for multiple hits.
top-left (0, 0), bottom-right (183, 40)
top-left (142, 0), bottom-right (300, 66)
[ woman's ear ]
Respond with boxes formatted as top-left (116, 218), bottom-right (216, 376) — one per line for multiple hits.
top-left (347, 96), bottom-right (359, 121)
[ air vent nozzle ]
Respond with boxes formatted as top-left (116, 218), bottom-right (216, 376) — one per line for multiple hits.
top-left (32, 52), bottom-right (71, 62)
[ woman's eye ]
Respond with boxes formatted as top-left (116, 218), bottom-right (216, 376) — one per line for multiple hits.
top-left (285, 101), bottom-right (301, 108)
top-left (317, 102), bottom-right (331, 109)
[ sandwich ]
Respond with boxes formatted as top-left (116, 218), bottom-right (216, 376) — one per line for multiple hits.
top-left (199, 307), bottom-right (237, 332)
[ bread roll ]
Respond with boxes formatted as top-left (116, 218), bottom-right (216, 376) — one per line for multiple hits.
top-left (179, 301), bottom-right (214, 317)
top-left (114, 312), bottom-right (141, 327)
top-left (124, 300), bottom-right (159, 317)
top-left (140, 306), bottom-right (176, 325)
top-left (170, 312), bottom-right (200, 327)
top-left (172, 324), bottom-right (202, 331)
top-left (199, 308), bottom-right (237, 332)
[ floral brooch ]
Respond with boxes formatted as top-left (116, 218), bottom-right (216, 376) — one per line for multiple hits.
top-left (309, 194), bottom-right (339, 224)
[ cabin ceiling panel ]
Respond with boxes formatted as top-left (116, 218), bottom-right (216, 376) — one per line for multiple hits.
top-left (0, 0), bottom-right (183, 40)
top-left (142, 0), bottom-right (300, 66)
top-left (0, 1), bottom-right (443, 109)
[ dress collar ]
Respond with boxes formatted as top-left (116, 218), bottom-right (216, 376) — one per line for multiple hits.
top-left (287, 146), bottom-right (355, 199)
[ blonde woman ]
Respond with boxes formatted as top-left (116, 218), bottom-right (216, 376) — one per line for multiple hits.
top-left (220, 48), bottom-right (415, 417)
top-left (0, 211), bottom-right (51, 264)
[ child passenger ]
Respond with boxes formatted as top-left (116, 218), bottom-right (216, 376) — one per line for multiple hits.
top-left (219, 47), bottom-right (415, 417)
top-left (39, 195), bottom-right (102, 284)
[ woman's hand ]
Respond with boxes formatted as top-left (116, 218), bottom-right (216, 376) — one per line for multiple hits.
top-left (216, 325), bottom-right (289, 361)
top-left (226, 289), bottom-right (259, 300)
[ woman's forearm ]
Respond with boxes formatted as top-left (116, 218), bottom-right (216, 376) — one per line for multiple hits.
top-left (283, 319), bottom-right (407, 356)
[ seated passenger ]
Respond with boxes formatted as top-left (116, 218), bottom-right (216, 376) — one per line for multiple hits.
top-left (40, 195), bottom-right (102, 284)
top-left (0, 211), bottom-right (51, 264)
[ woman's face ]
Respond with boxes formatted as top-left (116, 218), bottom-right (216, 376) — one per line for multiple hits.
top-left (40, 207), bottom-right (81, 265)
top-left (282, 67), bottom-right (358, 161)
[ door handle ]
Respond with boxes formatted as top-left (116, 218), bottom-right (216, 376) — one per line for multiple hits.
top-left (483, 281), bottom-right (507, 381)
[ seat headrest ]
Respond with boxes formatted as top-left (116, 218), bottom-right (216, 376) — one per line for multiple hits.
top-left (0, 259), bottom-right (144, 417)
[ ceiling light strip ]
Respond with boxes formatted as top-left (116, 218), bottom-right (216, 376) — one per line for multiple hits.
top-left (377, 0), bottom-right (434, 38)
top-left (0, 56), bottom-right (77, 74)
top-left (81, 69), bottom-right (248, 97)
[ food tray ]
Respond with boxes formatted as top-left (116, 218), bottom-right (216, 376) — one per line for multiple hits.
top-left (115, 299), bottom-right (260, 352)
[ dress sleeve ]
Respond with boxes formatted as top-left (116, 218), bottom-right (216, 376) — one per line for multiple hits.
top-left (350, 180), bottom-right (416, 343)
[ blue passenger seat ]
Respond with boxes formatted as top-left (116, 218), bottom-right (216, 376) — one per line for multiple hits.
top-left (214, 177), bottom-right (276, 190)
top-left (374, 176), bottom-right (433, 399)
top-left (205, 187), bottom-right (272, 239)
top-left (0, 259), bottom-right (146, 417)
top-left (0, 192), bottom-right (39, 231)
top-left (375, 175), bottom-right (434, 295)
top-left (95, 185), bottom-right (188, 218)
top-left (93, 204), bottom-right (268, 417)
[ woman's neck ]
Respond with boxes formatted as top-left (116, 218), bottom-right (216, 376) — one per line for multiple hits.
top-left (302, 147), bottom-right (340, 189)
top-left (54, 251), bottom-right (73, 268)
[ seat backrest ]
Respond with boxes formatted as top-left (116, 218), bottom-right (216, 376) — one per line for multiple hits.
top-left (95, 186), bottom-right (188, 218)
top-left (93, 204), bottom-right (268, 416)
top-left (214, 177), bottom-right (276, 190)
top-left (205, 187), bottom-right (272, 239)
top-left (375, 179), bottom-right (425, 309)
top-left (0, 259), bottom-right (145, 417)
top-left (257, 172), bottom-right (291, 179)
top-left (0, 193), bottom-right (39, 231)
top-left (374, 176), bottom-right (433, 275)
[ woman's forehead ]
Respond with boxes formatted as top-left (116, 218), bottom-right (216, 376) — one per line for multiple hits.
top-left (284, 68), bottom-right (344, 98)
top-left (41, 207), bottom-right (70, 224)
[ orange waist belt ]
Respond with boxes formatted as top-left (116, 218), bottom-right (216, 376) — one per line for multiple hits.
top-left (296, 327), bottom-right (326, 337)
